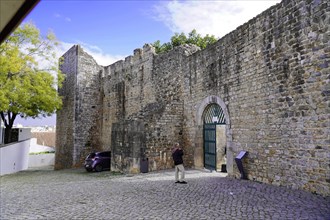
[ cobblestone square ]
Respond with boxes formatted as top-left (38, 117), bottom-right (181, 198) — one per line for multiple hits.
top-left (1, 168), bottom-right (329, 219)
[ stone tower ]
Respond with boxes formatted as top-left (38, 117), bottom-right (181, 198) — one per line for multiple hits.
top-left (55, 45), bottom-right (103, 169)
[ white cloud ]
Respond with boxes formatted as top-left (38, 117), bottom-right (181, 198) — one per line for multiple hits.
top-left (54, 13), bottom-right (72, 22)
top-left (28, 41), bottom-right (125, 78)
top-left (57, 41), bottom-right (126, 66)
top-left (153, 0), bottom-right (281, 38)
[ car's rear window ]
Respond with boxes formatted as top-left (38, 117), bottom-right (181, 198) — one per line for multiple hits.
top-left (99, 152), bottom-right (111, 157)
top-left (87, 153), bottom-right (96, 159)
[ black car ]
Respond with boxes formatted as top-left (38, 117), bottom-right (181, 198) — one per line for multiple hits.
top-left (84, 151), bottom-right (111, 172)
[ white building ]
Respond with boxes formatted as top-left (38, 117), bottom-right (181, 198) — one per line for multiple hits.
top-left (0, 118), bottom-right (4, 145)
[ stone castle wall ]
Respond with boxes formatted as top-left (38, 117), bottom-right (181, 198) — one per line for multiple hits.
top-left (101, 45), bottom-right (197, 172)
top-left (182, 0), bottom-right (329, 194)
top-left (56, 0), bottom-right (329, 195)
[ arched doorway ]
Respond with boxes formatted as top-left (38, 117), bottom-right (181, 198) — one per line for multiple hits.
top-left (195, 96), bottom-right (232, 174)
top-left (203, 103), bottom-right (226, 171)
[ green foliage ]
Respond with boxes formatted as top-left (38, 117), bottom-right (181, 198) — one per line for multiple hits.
top-left (151, 29), bottom-right (218, 54)
top-left (29, 151), bottom-right (55, 155)
top-left (0, 22), bottom-right (64, 142)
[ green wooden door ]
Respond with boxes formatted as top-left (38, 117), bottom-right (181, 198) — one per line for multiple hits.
top-left (204, 123), bottom-right (216, 170)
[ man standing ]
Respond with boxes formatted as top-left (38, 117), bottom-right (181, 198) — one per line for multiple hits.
top-left (172, 143), bottom-right (187, 184)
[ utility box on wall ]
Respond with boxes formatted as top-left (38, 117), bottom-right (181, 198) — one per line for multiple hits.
top-left (18, 128), bottom-right (31, 141)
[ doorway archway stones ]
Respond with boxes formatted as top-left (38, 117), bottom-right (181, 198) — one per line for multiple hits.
top-left (195, 95), bottom-right (233, 174)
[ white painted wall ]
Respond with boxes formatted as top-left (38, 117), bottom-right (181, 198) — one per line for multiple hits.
top-left (28, 138), bottom-right (55, 167)
top-left (28, 154), bottom-right (55, 167)
top-left (0, 139), bottom-right (30, 175)
top-left (29, 138), bottom-right (55, 153)
top-left (0, 119), bottom-right (4, 145)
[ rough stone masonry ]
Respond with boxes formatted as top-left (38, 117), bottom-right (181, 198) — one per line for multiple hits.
top-left (56, 0), bottom-right (330, 196)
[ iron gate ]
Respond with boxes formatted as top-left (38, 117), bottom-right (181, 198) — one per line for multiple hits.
top-left (204, 123), bottom-right (217, 170)
top-left (203, 103), bottom-right (226, 170)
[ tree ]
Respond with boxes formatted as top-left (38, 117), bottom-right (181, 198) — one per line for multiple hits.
top-left (0, 22), bottom-right (64, 143)
top-left (151, 29), bottom-right (218, 54)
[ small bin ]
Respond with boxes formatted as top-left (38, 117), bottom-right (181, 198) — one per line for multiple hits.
top-left (221, 164), bottom-right (227, 173)
top-left (140, 158), bottom-right (148, 173)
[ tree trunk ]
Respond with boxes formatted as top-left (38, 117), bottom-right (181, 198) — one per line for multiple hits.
top-left (4, 126), bottom-right (12, 144)
top-left (0, 111), bottom-right (17, 144)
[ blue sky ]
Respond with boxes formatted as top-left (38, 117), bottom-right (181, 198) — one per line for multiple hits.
top-left (15, 0), bottom-right (281, 126)
top-left (24, 0), bottom-right (173, 61)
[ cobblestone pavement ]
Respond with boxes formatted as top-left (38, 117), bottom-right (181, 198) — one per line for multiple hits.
top-left (1, 167), bottom-right (329, 220)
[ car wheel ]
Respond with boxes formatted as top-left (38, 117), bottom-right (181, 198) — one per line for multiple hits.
top-left (95, 164), bottom-right (102, 172)
top-left (86, 168), bottom-right (92, 172)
